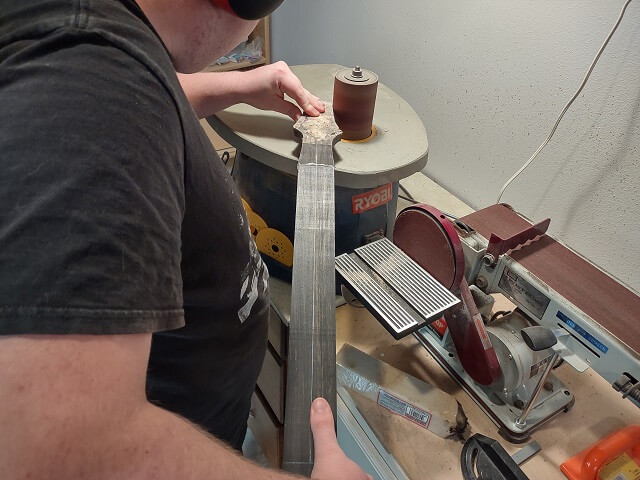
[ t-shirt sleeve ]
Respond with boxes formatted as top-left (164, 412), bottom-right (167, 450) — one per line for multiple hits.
top-left (0, 28), bottom-right (186, 334)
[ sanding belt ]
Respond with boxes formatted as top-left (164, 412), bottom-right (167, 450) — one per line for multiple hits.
top-left (332, 66), bottom-right (378, 141)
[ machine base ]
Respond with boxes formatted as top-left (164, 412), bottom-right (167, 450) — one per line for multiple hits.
top-left (415, 327), bottom-right (575, 443)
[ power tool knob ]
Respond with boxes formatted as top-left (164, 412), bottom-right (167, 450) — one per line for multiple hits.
top-left (521, 326), bottom-right (558, 352)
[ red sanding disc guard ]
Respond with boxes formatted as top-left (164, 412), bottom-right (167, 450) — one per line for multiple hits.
top-left (393, 204), bottom-right (465, 292)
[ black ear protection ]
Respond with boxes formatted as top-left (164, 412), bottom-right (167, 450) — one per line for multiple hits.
top-left (212, 0), bottom-right (286, 20)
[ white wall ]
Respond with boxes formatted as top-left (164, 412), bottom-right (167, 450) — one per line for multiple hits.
top-left (272, 0), bottom-right (640, 294)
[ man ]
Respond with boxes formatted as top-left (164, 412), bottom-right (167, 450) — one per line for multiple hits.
top-left (0, 0), bottom-right (371, 478)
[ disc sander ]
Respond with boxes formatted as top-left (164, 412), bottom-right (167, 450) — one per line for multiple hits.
top-left (393, 204), bottom-right (464, 291)
top-left (394, 204), bottom-right (502, 386)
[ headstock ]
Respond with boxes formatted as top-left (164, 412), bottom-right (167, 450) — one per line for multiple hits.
top-left (293, 104), bottom-right (342, 147)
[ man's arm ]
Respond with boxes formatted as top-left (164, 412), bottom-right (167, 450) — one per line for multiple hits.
top-left (179, 61), bottom-right (325, 120)
top-left (0, 335), bottom-right (370, 479)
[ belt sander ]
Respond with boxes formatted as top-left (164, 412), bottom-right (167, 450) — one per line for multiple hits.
top-left (336, 203), bottom-right (640, 442)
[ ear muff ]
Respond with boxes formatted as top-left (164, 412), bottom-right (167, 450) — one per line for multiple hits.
top-left (212, 0), bottom-right (286, 20)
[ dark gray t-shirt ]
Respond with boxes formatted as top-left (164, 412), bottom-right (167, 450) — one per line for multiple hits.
top-left (0, 0), bottom-right (269, 449)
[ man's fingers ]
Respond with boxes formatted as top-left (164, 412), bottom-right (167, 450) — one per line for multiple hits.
top-left (278, 73), bottom-right (323, 117)
top-left (268, 98), bottom-right (302, 121)
top-left (309, 398), bottom-right (341, 458)
top-left (286, 86), bottom-right (324, 117)
top-left (310, 397), bottom-right (374, 480)
top-left (247, 61), bottom-right (325, 117)
top-left (305, 89), bottom-right (325, 113)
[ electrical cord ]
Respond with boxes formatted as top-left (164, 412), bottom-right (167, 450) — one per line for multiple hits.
top-left (399, 182), bottom-right (417, 202)
top-left (398, 182), bottom-right (459, 219)
top-left (496, 0), bottom-right (634, 204)
top-left (489, 310), bottom-right (512, 323)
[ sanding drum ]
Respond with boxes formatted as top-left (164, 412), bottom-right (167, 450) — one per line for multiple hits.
top-left (333, 66), bottom-right (378, 140)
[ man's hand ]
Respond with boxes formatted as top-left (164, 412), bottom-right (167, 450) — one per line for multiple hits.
top-left (236, 61), bottom-right (325, 121)
top-left (310, 398), bottom-right (374, 480)
top-left (178, 61), bottom-right (325, 120)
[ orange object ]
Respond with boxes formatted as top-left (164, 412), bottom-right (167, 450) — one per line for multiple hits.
top-left (561, 425), bottom-right (640, 480)
top-left (246, 211), bottom-right (267, 236)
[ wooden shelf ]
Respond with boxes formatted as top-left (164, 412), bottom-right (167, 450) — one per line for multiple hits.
top-left (202, 17), bottom-right (270, 73)
top-left (202, 56), bottom-right (267, 73)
